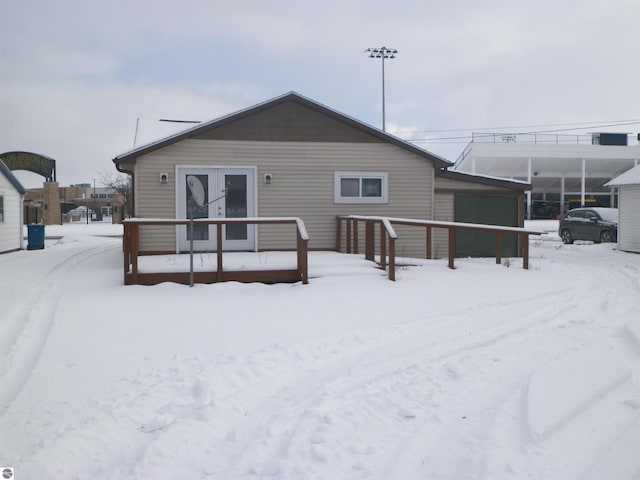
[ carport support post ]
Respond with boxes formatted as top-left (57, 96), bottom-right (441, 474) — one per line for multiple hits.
top-left (526, 157), bottom-right (532, 220)
top-left (560, 175), bottom-right (565, 215)
top-left (581, 158), bottom-right (586, 207)
top-left (610, 187), bottom-right (615, 208)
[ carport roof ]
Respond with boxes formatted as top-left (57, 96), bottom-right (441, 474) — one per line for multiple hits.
top-left (455, 142), bottom-right (639, 194)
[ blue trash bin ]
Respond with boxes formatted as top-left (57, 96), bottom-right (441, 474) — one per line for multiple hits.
top-left (27, 224), bottom-right (45, 250)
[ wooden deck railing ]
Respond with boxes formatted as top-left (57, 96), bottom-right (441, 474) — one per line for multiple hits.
top-left (336, 215), bottom-right (399, 281)
top-left (123, 217), bottom-right (309, 286)
top-left (337, 215), bottom-right (543, 280)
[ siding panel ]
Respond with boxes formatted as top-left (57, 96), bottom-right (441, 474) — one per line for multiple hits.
top-left (0, 179), bottom-right (22, 253)
top-left (433, 192), bottom-right (454, 258)
top-left (135, 140), bottom-right (434, 255)
top-left (619, 186), bottom-right (640, 253)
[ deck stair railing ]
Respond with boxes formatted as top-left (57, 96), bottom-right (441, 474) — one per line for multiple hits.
top-left (336, 215), bottom-right (543, 281)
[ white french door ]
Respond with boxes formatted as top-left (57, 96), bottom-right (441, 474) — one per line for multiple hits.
top-left (177, 167), bottom-right (255, 252)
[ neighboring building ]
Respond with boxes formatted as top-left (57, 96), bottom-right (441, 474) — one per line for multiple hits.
top-left (0, 159), bottom-right (26, 253)
top-left (453, 132), bottom-right (640, 219)
top-left (605, 165), bottom-right (640, 253)
top-left (24, 184), bottom-right (119, 222)
top-left (113, 92), bottom-right (530, 258)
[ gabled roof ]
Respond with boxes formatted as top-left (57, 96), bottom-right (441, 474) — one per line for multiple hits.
top-left (605, 164), bottom-right (640, 186)
top-left (113, 91), bottom-right (452, 173)
top-left (0, 159), bottom-right (26, 194)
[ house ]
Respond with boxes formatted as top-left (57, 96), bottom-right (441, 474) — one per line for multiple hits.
top-left (605, 164), bottom-right (640, 253)
top-left (0, 159), bottom-right (26, 253)
top-left (113, 92), bottom-right (529, 259)
top-left (453, 132), bottom-right (639, 219)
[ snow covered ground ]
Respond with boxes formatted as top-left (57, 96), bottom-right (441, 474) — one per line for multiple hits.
top-left (1, 220), bottom-right (640, 480)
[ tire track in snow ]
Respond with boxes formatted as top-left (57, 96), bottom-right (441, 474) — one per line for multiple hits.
top-left (200, 286), bottom-right (589, 478)
top-left (122, 248), bottom-right (640, 479)
top-left (0, 241), bottom-right (120, 415)
top-left (216, 264), bottom-right (637, 479)
top-left (392, 256), bottom-right (640, 479)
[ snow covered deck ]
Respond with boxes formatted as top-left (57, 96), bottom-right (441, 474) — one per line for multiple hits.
top-left (123, 218), bottom-right (309, 286)
top-left (123, 216), bottom-right (544, 286)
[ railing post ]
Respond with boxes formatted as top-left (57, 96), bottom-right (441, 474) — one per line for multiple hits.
top-left (216, 223), bottom-right (223, 281)
top-left (380, 221), bottom-right (387, 269)
top-left (364, 221), bottom-right (375, 261)
top-left (522, 233), bottom-right (530, 269)
top-left (496, 231), bottom-right (503, 265)
top-left (298, 232), bottom-right (309, 284)
top-left (346, 219), bottom-right (352, 254)
top-left (123, 222), bottom-right (130, 283)
top-left (131, 222), bottom-right (139, 283)
top-left (388, 234), bottom-right (396, 281)
top-left (448, 227), bottom-right (455, 269)
top-left (426, 225), bottom-right (432, 259)
top-left (353, 220), bottom-right (359, 254)
top-left (336, 217), bottom-right (342, 252)
top-left (295, 219), bottom-right (309, 284)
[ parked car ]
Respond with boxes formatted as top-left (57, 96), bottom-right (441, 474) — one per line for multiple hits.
top-left (558, 207), bottom-right (618, 244)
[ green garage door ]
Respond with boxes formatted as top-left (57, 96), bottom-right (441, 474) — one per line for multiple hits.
top-left (454, 194), bottom-right (519, 257)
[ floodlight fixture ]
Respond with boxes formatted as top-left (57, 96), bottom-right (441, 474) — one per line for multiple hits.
top-left (365, 46), bottom-right (398, 132)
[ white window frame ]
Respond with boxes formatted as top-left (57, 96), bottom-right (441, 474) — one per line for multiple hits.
top-left (334, 171), bottom-right (388, 204)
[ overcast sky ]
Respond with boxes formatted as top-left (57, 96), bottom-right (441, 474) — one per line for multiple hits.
top-left (2, 0), bottom-right (639, 188)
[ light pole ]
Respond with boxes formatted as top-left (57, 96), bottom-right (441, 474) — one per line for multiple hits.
top-left (365, 46), bottom-right (398, 132)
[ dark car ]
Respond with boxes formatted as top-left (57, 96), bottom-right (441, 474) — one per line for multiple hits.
top-left (558, 207), bottom-right (618, 244)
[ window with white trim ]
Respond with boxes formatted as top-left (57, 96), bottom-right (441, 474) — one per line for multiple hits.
top-left (334, 172), bottom-right (388, 203)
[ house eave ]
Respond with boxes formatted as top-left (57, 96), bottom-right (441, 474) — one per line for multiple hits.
top-left (112, 92), bottom-right (452, 170)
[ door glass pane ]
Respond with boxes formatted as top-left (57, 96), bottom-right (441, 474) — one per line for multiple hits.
top-left (186, 174), bottom-right (209, 240)
top-left (340, 178), bottom-right (360, 197)
top-left (224, 174), bottom-right (247, 240)
top-left (362, 178), bottom-right (382, 197)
